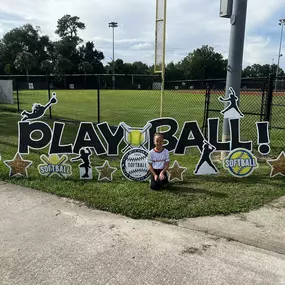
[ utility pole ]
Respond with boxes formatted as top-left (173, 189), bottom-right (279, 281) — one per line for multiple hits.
top-left (220, 0), bottom-right (248, 158)
top-left (275, 19), bottom-right (285, 91)
top-left (109, 22), bottom-right (118, 90)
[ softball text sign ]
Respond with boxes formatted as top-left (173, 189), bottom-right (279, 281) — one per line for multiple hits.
top-left (223, 149), bottom-right (258, 178)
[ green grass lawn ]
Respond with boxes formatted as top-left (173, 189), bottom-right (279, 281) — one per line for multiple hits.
top-left (0, 111), bottom-right (284, 220)
top-left (1, 89), bottom-right (206, 126)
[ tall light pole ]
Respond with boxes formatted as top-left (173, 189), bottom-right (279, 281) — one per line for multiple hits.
top-left (275, 19), bottom-right (285, 91)
top-left (109, 22), bottom-right (118, 90)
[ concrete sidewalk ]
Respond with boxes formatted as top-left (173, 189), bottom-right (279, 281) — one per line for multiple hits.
top-left (0, 181), bottom-right (285, 285)
top-left (179, 195), bottom-right (285, 255)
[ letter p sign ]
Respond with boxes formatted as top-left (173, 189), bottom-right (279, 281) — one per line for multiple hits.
top-left (18, 122), bottom-right (52, 154)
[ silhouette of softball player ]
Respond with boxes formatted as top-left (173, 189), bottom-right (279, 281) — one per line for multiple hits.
top-left (218, 87), bottom-right (244, 118)
top-left (71, 148), bottom-right (92, 178)
top-left (21, 93), bottom-right (58, 121)
top-left (194, 140), bottom-right (218, 174)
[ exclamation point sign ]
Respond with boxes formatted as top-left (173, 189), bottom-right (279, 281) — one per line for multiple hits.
top-left (256, 122), bottom-right (270, 155)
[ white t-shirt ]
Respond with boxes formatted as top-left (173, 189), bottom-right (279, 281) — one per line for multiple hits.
top-left (148, 148), bottom-right (170, 170)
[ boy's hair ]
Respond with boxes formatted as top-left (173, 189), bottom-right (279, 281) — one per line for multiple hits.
top-left (154, 133), bottom-right (164, 139)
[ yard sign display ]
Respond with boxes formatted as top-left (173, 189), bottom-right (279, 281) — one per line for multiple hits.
top-left (2, 89), bottom-right (284, 181)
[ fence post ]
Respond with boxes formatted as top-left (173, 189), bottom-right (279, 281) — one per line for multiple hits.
top-left (260, 80), bottom-right (266, 121)
top-left (47, 75), bottom-right (52, 119)
top-left (265, 74), bottom-right (274, 124)
top-left (97, 74), bottom-right (100, 124)
top-left (202, 84), bottom-right (211, 138)
top-left (16, 80), bottom-right (20, 113)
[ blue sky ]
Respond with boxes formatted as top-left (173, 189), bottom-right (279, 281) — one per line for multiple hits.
top-left (0, 0), bottom-right (285, 70)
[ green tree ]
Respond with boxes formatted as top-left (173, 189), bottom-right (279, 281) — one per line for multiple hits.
top-left (242, 64), bottom-right (284, 77)
top-left (105, 59), bottom-right (151, 75)
top-left (1, 24), bottom-right (52, 74)
top-left (105, 59), bottom-right (125, 74)
top-left (14, 51), bottom-right (37, 81)
top-left (55, 56), bottom-right (73, 88)
top-left (54, 15), bottom-right (86, 73)
top-left (148, 64), bottom-right (155, 75)
top-left (0, 41), bottom-right (5, 74)
top-left (55, 15), bottom-right (86, 45)
top-left (78, 61), bottom-right (93, 73)
top-left (165, 61), bottom-right (184, 81)
top-left (78, 41), bottom-right (104, 73)
top-left (78, 61), bottom-right (93, 86)
top-left (131, 61), bottom-right (149, 74)
top-left (123, 62), bottom-right (134, 74)
top-left (4, 64), bottom-right (12, 75)
top-left (41, 59), bottom-right (54, 75)
top-left (180, 45), bottom-right (227, 79)
top-left (54, 39), bottom-right (78, 60)
top-left (274, 64), bottom-right (285, 77)
top-left (242, 64), bottom-right (263, 77)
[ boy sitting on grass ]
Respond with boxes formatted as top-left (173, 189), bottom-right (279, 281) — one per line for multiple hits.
top-left (148, 133), bottom-right (170, 190)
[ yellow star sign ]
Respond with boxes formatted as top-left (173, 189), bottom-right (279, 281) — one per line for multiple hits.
top-left (267, 151), bottom-right (285, 177)
top-left (4, 153), bottom-right (32, 178)
top-left (95, 160), bottom-right (117, 181)
top-left (167, 160), bottom-right (187, 182)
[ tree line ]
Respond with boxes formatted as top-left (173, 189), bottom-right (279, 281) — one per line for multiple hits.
top-left (0, 14), bottom-right (283, 81)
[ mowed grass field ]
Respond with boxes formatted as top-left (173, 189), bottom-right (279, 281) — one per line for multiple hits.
top-left (1, 89), bottom-right (206, 126)
top-left (0, 89), bottom-right (284, 220)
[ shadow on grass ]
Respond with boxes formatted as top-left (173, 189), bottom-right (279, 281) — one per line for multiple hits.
top-left (0, 141), bottom-right (18, 149)
top-left (163, 183), bottom-right (228, 198)
top-left (0, 112), bottom-right (19, 137)
top-left (194, 174), bottom-right (283, 186)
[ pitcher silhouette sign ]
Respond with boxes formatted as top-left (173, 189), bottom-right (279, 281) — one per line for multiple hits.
top-left (219, 87), bottom-right (244, 119)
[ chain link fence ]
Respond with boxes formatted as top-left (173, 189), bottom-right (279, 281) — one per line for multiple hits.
top-left (0, 74), bottom-right (284, 152)
top-left (99, 74), bottom-right (161, 127)
top-left (164, 76), bottom-right (284, 153)
top-left (271, 76), bottom-right (285, 151)
top-left (202, 78), bottom-right (268, 146)
top-left (164, 79), bottom-right (209, 129)
top-left (0, 74), bottom-right (161, 126)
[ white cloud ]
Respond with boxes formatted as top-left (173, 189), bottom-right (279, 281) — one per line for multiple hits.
top-left (243, 36), bottom-right (272, 66)
top-left (131, 42), bottom-right (152, 51)
top-left (0, 0), bottom-right (284, 70)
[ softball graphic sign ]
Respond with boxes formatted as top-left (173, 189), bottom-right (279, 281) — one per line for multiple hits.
top-left (38, 154), bottom-right (72, 179)
top-left (223, 148), bottom-right (258, 178)
top-left (120, 148), bottom-right (150, 181)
